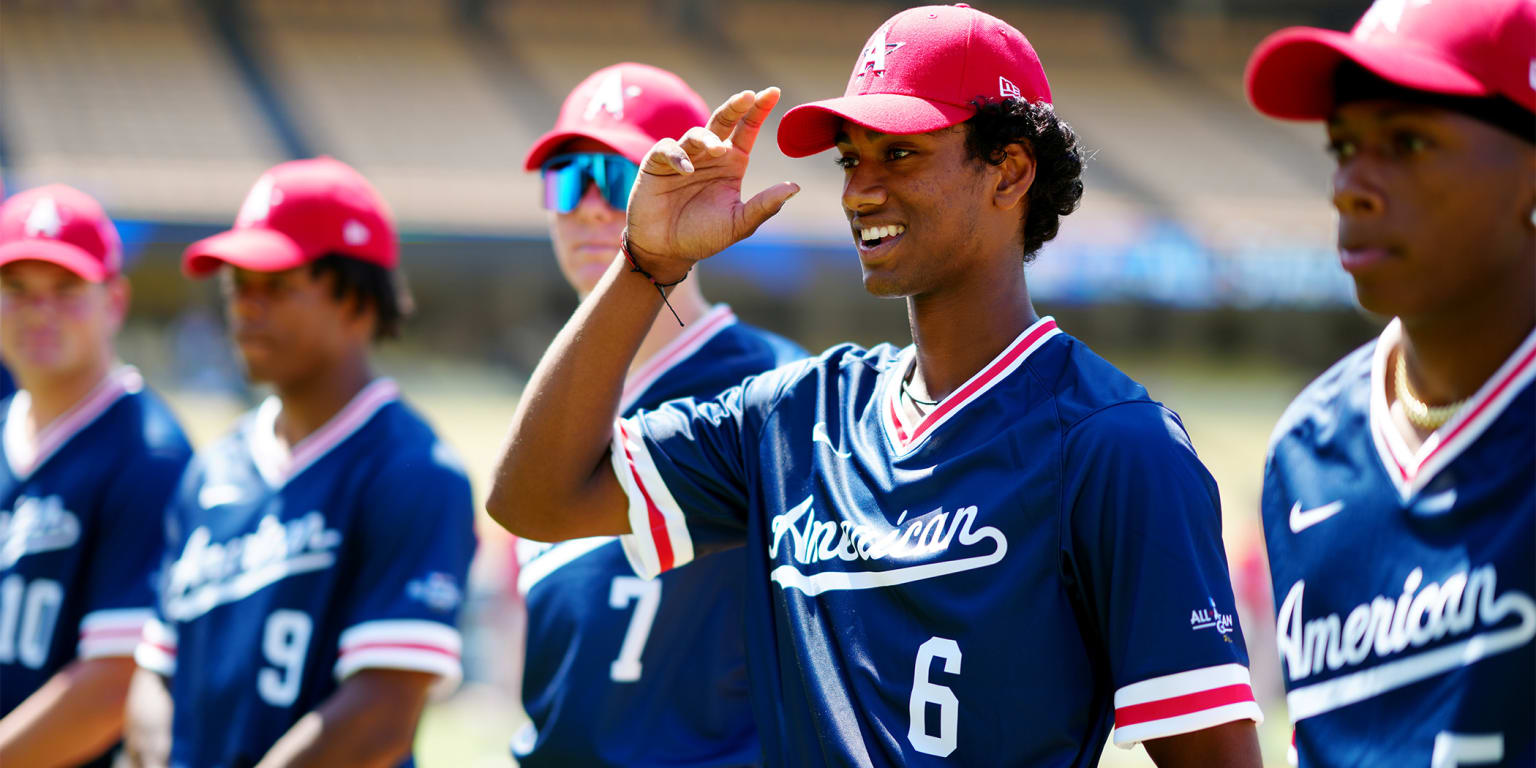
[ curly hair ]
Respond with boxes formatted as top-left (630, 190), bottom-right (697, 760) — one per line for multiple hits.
top-left (962, 98), bottom-right (1085, 262)
top-left (309, 253), bottom-right (414, 340)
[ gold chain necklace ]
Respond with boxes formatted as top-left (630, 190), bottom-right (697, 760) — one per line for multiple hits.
top-left (1394, 347), bottom-right (1467, 431)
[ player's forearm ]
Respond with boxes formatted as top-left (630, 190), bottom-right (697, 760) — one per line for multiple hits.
top-left (123, 668), bottom-right (174, 768)
top-left (0, 657), bottom-right (135, 768)
top-left (488, 253), bottom-right (665, 540)
top-left (254, 670), bottom-right (431, 768)
top-left (1143, 720), bottom-right (1263, 768)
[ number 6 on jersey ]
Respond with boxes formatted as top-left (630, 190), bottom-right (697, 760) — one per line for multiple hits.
top-left (909, 636), bottom-right (962, 757)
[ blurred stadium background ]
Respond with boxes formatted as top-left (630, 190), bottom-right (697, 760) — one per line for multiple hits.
top-left (2, 0), bottom-right (1386, 764)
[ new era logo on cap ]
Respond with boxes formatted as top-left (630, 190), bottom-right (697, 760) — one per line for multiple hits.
top-left (1000, 76), bottom-right (1022, 99)
top-left (0, 185), bottom-right (124, 283)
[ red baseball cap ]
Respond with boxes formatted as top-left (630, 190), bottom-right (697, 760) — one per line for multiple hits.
top-left (0, 184), bottom-right (123, 283)
top-left (1246, 0), bottom-right (1535, 120)
top-left (183, 157), bottom-right (397, 278)
top-left (777, 4), bottom-right (1051, 158)
top-left (523, 63), bottom-right (711, 170)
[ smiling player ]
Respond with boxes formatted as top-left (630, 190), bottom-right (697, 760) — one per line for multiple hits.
top-left (0, 185), bottom-right (192, 767)
top-left (511, 62), bottom-right (803, 767)
top-left (489, 5), bottom-right (1263, 765)
top-left (1246, 0), bottom-right (1534, 764)
top-left (124, 158), bottom-right (477, 768)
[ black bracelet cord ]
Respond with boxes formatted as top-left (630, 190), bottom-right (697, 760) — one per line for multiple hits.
top-left (620, 229), bottom-right (688, 327)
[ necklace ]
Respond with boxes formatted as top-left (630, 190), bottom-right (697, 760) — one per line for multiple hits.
top-left (1394, 347), bottom-right (1467, 431)
top-left (901, 378), bottom-right (938, 408)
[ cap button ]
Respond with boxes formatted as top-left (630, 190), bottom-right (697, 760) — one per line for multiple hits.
top-left (954, 3), bottom-right (970, 7)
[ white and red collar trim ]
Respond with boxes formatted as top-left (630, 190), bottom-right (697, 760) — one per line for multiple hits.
top-left (4, 366), bottom-right (142, 479)
top-left (248, 378), bottom-right (399, 488)
top-left (880, 317), bottom-right (1061, 455)
top-left (619, 304), bottom-right (736, 414)
top-left (1369, 318), bottom-right (1536, 501)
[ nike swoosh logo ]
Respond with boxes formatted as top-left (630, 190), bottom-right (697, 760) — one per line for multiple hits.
top-left (1289, 500), bottom-right (1345, 533)
top-left (812, 422), bottom-right (851, 458)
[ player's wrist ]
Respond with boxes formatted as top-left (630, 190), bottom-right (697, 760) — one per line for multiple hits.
top-left (620, 230), bottom-right (693, 289)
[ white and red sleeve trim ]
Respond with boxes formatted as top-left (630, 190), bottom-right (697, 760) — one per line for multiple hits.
top-left (611, 418), bottom-right (695, 580)
top-left (77, 608), bottom-right (154, 660)
top-left (335, 620), bottom-right (462, 699)
top-left (1111, 663), bottom-right (1262, 747)
top-left (133, 618), bottom-right (178, 676)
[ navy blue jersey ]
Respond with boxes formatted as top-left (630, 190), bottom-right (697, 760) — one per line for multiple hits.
top-left (0, 364), bottom-right (14, 401)
top-left (134, 379), bottom-right (476, 768)
top-left (1, 367), bottom-right (191, 716)
top-left (611, 317), bottom-right (1260, 766)
top-left (1263, 319), bottom-right (1535, 768)
top-left (515, 306), bottom-right (804, 767)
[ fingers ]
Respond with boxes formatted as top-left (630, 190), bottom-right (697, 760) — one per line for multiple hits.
top-left (706, 90), bottom-right (756, 141)
top-left (740, 181), bottom-right (801, 236)
top-left (703, 87), bottom-right (783, 154)
top-left (728, 87), bottom-right (780, 154)
top-left (640, 127), bottom-right (731, 176)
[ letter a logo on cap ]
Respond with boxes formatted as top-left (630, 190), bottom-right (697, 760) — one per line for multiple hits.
top-left (237, 175), bottom-right (281, 227)
top-left (23, 197), bottom-right (62, 239)
top-left (854, 23), bottom-right (905, 78)
top-left (1356, 0), bottom-right (1431, 37)
top-left (584, 71), bottom-right (641, 122)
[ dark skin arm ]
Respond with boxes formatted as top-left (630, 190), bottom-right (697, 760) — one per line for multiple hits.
top-left (253, 669), bottom-right (437, 768)
top-left (1143, 720), bottom-right (1263, 768)
top-left (485, 88), bottom-right (798, 542)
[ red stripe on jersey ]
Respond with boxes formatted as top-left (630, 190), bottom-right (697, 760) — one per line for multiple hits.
top-left (1114, 683), bottom-right (1254, 727)
top-left (341, 641), bottom-right (459, 659)
top-left (1410, 341), bottom-right (1536, 478)
top-left (146, 642), bottom-right (176, 657)
top-left (907, 319), bottom-right (1057, 445)
top-left (619, 423), bottom-right (675, 572)
top-left (889, 397), bottom-right (909, 444)
top-left (82, 627), bottom-right (146, 639)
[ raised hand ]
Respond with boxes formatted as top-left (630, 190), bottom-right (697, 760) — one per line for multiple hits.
top-left (624, 88), bottom-right (801, 282)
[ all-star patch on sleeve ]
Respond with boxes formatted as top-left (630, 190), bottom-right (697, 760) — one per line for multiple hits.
top-left (1061, 401), bottom-right (1262, 747)
top-left (332, 441), bottom-right (477, 698)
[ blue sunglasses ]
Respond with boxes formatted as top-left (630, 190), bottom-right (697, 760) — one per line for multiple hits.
top-left (540, 152), bottom-right (640, 213)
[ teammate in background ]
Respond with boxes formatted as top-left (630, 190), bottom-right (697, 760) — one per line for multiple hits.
top-left (489, 5), bottom-right (1263, 765)
top-left (512, 62), bottom-right (803, 767)
top-left (123, 158), bottom-right (477, 768)
top-left (0, 185), bottom-right (192, 767)
top-left (0, 364), bottom-right (14, 401)
top-left (1247, 0), bottom-right (1534, 764)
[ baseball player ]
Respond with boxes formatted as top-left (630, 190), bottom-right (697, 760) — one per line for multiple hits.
top-left (512, 63), bottom-right (804, 767)
top-left (0, 185), bottom-right (192, 766)
top-left (1246, 0), bottom-right (1534, 764)
top-left (124, 158), bottom-right (477, 768)
top-left (489, 5), bottom-right (1263, 765)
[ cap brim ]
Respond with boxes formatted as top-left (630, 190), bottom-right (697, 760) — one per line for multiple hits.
top-left (777, 95), bottom-right (976, 158)
top-left (1245, 27), bottom-right (1492, 120)
top-left (0, 240), bottom-right (109, 282)
top-left (182, 227), bottom-right (308, 278)
top-left (523, 127), bottom-right (659, 170)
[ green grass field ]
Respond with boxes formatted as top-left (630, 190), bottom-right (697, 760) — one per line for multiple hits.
top-left (155, 345), bottom-right (1315, 767)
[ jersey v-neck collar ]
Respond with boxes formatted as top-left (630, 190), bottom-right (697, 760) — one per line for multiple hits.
top-left (619, 304), bottom-right (736, 414)
top-left (247, 378), bottom-right (400, 489)
top-left (879, 316), bottom-right (1062, 457)
top-left (1369, 318), bottom-right (1536, 501)
top-left (3, 366), bottom-right (142, 480)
